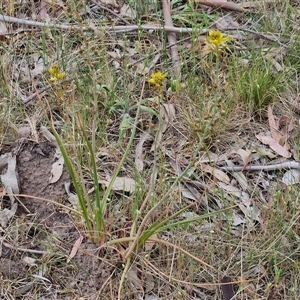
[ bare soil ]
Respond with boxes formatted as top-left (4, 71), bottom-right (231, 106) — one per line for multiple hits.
top-left (0, 140), bottom-right (114, 299)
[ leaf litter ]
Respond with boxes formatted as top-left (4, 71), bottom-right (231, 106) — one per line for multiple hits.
top-left (0, 150), bottom-right (19, 228)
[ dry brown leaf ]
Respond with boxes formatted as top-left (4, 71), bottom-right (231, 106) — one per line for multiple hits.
top-left (268, 105), bottom-right (282, 144)
top-left (151, 103), bottom-right (175, 151)
top-left (67, 235), bottom-right (83, 263)
top-left (255, 147), bottom-right (277, 159)
top-left (281, 169), bottom-right (300, 186)
top-left (278, 116), bottom-right (293, 147)
top-left (23, 256), bottom-right (37, 266)
top-left (0, 203), bottom-right (17, 228)
top-left (235, 149), bottom-right (251, 168)
top-left (161, 103), bottom-right (176, 133)
top-left (99, 0), bottom-right (119, 7)
top-left (64, 182), bottom-right (78, 207)
top-left (268, 106), bottom-right (293, 148)
top-left (144, 233), bottom-right (158, 252)
top-left (30, 55), bottom-right (45, 77)
top-left (256, 134), bottom-right (291, 158)
top-left (120, 3), bottom-right (136, 19)
top-left (0, 187), bottom-right (5, 197)
top-left (135, 133), bottom-right (152, 172)
top-left (180, 182), bottom-right (202, 201)
top-left (126, 266), bottom-right (144, 297)
top-left (49, 155), bottom-right (64, 184)
top-left (201, 163), bottom-right (230, 184)
top-left (225, 160), bottom-right (251, 191)
top-left (0, 21), bottom-right (7, 34)
top-left (237, 199), bottom-right (261, 223)
top-left (278, 116), bottom-right (293, 134)
top-left (99, 176), bottom-right (136, 193)
top-left (217, 182), bottom-right (243, 198)
top-left (232, 212), bottom-right (245, 226)
top-left (1, 153), bottom-right (19, 195)
top-left (0, 152), bottom-right (18, 227)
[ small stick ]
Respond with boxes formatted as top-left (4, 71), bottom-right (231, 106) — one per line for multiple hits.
top-left (23, 78), bottom-right (73, 104)
top-left (0, 14), bottom-right (201, 33)
top-left (220, 161), bottom-right (300, 172)
top-left (162, 0), bottom-right (181, 74)
top-left (0, 14), bottom-right (84, 30)
top-left (0, 13), bottom-right (288, 45)
top-left (225, 27), bottom-right (288, 44)
top-left (3, 241), bottom-right (48, 255)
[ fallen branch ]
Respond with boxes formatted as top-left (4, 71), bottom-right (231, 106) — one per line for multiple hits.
top-left (162, 0), bottom-right (181, 75)
top-left (3, 241), bottom-right (48, 255)
top-left (0, 14), bottom-right (84, 30)
top-left (23, 78), bottom-right (73, 104)
top-left (0, 14), bottom-right (204, 33)
top-left (220, 161), bottom-right (300, 172)
top-left (0, 14), bottom-right (285, 45)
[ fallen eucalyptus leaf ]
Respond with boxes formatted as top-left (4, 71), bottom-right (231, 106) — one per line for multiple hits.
top-left (135, 133), bottom-right (152, 172)
top-left (281, 169), bottom-right (300, 186)
top-left (201, 163), bottom-right (230, 184)
top-left (1, 153), bottom-right (19, 195)
top-left (256, 134), bottom-right (291, 158)
top-left (99, 176), bottom-right (136, 193)
top-left (49, 155), bottom-right (64, 184)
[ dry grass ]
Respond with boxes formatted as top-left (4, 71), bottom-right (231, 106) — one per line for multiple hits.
top-left (0, 0), bottom-right (300, 299)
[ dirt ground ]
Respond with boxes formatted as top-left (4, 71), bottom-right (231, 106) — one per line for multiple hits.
top-left (0, 139), bottom-right (116, 299)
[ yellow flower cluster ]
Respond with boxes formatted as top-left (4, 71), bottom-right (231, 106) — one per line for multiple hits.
top-left (206, 30), bottom-right (230, 57)
top-left (48, 64), bottom-right (66, 82)
top-left (149, 71), bottom-right (168, 89)
top-left (207, 30), bottom-right (230, 46)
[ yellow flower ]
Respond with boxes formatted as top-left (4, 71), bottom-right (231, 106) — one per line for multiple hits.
top-left (149, 71), bottom-right (168, 89)
top-left (48, 64), bottom-right (66, 82)
top-left (207, 30), bottom-right (230, 47)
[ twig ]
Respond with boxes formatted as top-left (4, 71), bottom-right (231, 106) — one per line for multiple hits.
top-left (220, 161), bottom-right (300, 172)
top-left (0, 13), bottom-right (288, 45)
top-left (2, 13), bottom-right (276, 41)
top-left (0, 14), bottom-right (84, 30)
top-left (23, 78), bottom-right (73, 104)
top-left (3, 241), bottom-right (48, 255)
top-left (0, 14), bottom-right (202, 33)
top-left (105, 25), bottom-right (203, 33)
top-left (225, 27), bottom-right (288, 43)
